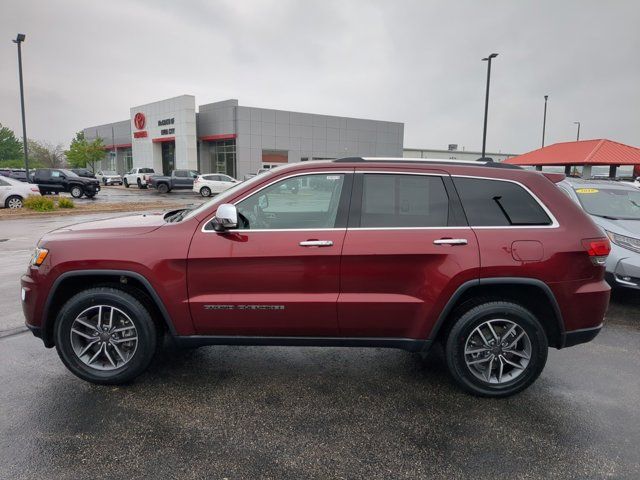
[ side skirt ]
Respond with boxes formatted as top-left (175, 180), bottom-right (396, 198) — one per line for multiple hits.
top-left (172, 335), bottom-right (431, 353)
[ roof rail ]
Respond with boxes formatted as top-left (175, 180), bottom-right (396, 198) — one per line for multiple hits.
top-left (331, 157), bottom-right (523, 170)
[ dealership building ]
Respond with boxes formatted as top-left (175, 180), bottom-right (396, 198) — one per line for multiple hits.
top-left (83, 95), bottom-right (404, 178)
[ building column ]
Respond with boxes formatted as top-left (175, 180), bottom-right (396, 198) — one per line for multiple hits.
top-left (609, 165), bottom-right (618, 178)
top-left (582, 165), bottom-right (592, 178)
top-left (564, 165), bottom-right (571, 175)
top-left (535, 165), bottom-right (542, 171)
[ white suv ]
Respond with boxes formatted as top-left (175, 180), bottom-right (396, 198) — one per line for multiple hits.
top-left (193, 174), bottom-right (239, 197)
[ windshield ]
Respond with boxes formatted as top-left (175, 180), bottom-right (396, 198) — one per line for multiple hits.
top-left (574, 186), bottom-right (640, 220)
top-left (182, 175), bottom-right (267, 222)
top-left (103, 171), bottom-right (117, 175)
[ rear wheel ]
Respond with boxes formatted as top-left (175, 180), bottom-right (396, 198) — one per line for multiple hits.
top-left (137, 178), bottom-right (143, 189)
top-left (5, 195), bottom-right (23, 209)
top-left (70, 185), bottom-right (83, 198)
top-left (200, 186), bottom-right (211, 197)
top-left (124, 178), bottom-right (129, 188)
top-left (54, 287), bottom-right (159, 384)
top-left (445, 301), bottom-right (548, 397)
top-left (157, 183), bottom-right (169, 194)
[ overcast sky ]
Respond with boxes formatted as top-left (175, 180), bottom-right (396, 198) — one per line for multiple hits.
top-left (1, 0), bottom-right (638, 154)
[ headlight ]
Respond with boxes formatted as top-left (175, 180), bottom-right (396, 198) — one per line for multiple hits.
top-left (31, 247), bottom-right (49, 266)
top-left (606, 231), bottom-right (640, 254)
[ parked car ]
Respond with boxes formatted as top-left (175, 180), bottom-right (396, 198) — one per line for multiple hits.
top-left (22, 158), bottom-right (611, 397)
top-left (31, 168), bottom-right (101, 198)
top-left (0, 175), bottom-right (40, 208)
top-left (96, 170), bottom-right (123, 186)
top-left (0, 168), bottom-right (28, 182)
top-left (71, 168), bottom-right (97, 179)
top-left (123, 168), bottom-right (156, 189)
top-left (558, 178), bottom-right (640, 290)
top-left (193, 173), bottom-right (239, 197)
top-left (149, 169), bottom-right (199, 194)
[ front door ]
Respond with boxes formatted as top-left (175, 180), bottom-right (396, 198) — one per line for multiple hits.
top-left (338, 171), bottom-right (480, 339)
top-left (187, 171), bottom-right (353, 336)
top-left (161, 142), bottom-right (175, 175)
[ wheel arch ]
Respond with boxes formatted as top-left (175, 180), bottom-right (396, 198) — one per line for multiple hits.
top-left (431, 277), bottom-right (566, 349)
top-left (41, 269), bottom-right (177, 347)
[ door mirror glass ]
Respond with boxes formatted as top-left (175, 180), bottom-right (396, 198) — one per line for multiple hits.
top-left (212, 203), bottom-right (238, 231)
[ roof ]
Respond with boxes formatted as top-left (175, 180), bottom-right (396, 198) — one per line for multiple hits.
top-left (503, 139), bottom-right (640, 166)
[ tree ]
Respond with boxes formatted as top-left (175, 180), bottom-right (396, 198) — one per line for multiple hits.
top-left (28, 139), bottom-right (65, 168)
top-left (65, 131), bottom-right (105, 172)
top-left (0, 123), bottom-right (24, 168)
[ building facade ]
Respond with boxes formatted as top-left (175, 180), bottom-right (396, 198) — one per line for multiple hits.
top-left (83, 95), bottom-right (404, 178)
top-left (403, 146), bottom-right (517, 163)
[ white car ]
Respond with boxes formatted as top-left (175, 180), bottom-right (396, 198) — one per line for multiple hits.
top-left (193, 174), bottom-right (239, 197)
top-left (0, 175), bottom-right (41, 208)
top-left (96, 170), bottom-right (123, 186)
top-left (123, 167), bottom-right (156, 189)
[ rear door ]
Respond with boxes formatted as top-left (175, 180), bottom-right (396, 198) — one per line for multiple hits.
top-left (338, 169), bottom-right (480, 339)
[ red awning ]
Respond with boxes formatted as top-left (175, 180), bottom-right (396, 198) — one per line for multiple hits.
top-left (152, 136), bottom-right (175, 143)
top-left (503, 139), bottom-right (640, 166)
top-left (199, 134), bottom-right (237, 142)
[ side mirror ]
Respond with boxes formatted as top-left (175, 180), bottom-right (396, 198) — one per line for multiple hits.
top-left (212, 203), bottom-right (238, 231)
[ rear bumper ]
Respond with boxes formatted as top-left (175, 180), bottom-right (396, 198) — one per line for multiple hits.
top-left (562, 324), bottom-right (602, 348)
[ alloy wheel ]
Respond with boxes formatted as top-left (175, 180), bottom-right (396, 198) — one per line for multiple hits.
top-left (7, 196), bottom-right (23, 209)
top-left (463, 319), bottom-right (531, 384)
top-left (69, 305), bottom-right (138, 371)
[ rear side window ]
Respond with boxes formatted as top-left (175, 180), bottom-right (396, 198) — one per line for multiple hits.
top-left (359, 174), bottom-right (449, 227)
top-left (175, 170), bottom-right (187, 178)
top-left (454, 177), bottom-right (551, 226)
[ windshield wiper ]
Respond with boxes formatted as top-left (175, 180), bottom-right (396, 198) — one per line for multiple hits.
top-left (592, 214), bottom-right (621, 220)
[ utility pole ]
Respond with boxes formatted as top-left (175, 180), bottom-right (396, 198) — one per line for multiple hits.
top-left (481, 53), bottom-right (498, 159)
top-left (574, 121), bottom-right (581, 141)
top-left (542, 95), bottom-right (549, 147)
top-left (13, 33), bottom-right (29, 177)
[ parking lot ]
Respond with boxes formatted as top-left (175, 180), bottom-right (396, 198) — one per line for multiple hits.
top-left (0, 211), bottom-right (639, 478)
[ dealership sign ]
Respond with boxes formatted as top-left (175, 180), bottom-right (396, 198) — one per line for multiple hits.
top-left (133, 112), bottom-right (148, 139)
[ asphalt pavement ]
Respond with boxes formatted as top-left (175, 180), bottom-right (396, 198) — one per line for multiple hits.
top-left (1, 212), bottom-right (639, 478)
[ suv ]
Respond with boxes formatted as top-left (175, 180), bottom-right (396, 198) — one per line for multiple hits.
top-left (21, 158), bottom-right (611, 397)
top-left (31, 168), bottom-right (101, 198)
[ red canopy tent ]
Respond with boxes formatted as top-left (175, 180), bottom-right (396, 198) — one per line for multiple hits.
top-left (503, 139), bottom-right (640, 178)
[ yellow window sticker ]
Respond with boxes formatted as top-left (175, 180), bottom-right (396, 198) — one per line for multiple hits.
top-left (576, 188), bottom-right (599, 194)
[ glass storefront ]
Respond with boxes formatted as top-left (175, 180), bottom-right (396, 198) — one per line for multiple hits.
top-left (208, 139), bottom-right (236, 177)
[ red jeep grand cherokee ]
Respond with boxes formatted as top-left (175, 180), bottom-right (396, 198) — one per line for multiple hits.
top-left (21, 158), bottom-right (611, 397)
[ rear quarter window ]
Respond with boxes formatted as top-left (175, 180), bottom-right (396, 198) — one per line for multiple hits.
top-left (454, 177), bottom-right (552, 226)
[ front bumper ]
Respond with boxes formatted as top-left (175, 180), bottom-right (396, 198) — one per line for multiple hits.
top-left (104, 178), bottom-right (122, 185)
top-left (606, 245), bottom-right (640, 289)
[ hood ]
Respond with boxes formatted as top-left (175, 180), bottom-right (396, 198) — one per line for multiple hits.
top-left (590, 215), bottom-right (640, 237)
top-left (43, 212), bottom-right (167, 240)
top-left (75, 176), bottom-right (99, 184)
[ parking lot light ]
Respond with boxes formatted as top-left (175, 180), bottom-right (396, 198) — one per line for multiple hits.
top-left (13, 33), bottom-right (29, 179)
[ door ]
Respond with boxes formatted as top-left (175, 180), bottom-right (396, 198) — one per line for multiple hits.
top-left (49, 170), bottom-right (66, 192)
top-left (338, 171), bottom-right (480, 339)
top-left (0, 177), bottom-right (10, 204)
top-left (187, 171), bottom-right (352, 336)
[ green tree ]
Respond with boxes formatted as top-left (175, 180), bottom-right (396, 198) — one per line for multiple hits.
top-left (65, 131), bottom-right (105, 172)
top-left (0, 123), bottom-right (24, 167)
top-left (28, 139), bottom-right (64, 168)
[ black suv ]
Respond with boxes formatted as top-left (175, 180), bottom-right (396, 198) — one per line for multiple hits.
top-left (32, 168), bottom-right (100, 198)
top-left (71, 168), bottom-right (97, 179)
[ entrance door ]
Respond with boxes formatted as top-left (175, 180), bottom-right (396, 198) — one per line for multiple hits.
top-left (187, 171), bottom-right (352, 337)
top-left (161, 142), bottom-right (175, 175)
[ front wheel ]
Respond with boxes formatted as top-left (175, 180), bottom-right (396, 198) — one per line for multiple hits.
top-left (124, 178), bottom-right (129, 188)
top-left (200, 186), bottom-right (211, 197)
top-left (445, 301), bottom-right (548, 397)
top-left (54, 287), bottom-right (159, 384)
top-left (70, 186), bottom-right (83, 198)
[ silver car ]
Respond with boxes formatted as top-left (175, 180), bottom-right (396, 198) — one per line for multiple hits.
top-left (558, 178), bottom-right (640, 289)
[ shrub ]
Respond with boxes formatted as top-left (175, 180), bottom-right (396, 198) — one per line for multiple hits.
top-left (57, 197), bottom-right (75, 209)
top-left (23, 196), bottom-right (55, 212)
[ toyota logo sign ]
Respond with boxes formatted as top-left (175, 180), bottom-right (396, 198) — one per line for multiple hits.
top-left (133, 112), bottom-right (146, 130)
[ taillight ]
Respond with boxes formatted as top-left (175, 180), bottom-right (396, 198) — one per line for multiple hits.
top-left (582, 238), bottom-right (611, 265)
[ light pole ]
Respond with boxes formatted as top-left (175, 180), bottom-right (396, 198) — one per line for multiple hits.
top-left (541, 95), bottom-right (549, 147)
top-left (481, 53), bottom-right (498, 159)
top-left (573, 121), bottom-right (581, 141)
top-left (13, 33), bottom-right (29, 178)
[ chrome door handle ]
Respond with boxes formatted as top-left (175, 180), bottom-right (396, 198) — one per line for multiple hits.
top-left (299, 240), bottom-right (333, 247)
top-left (433, 238), bottom-right (468, 245)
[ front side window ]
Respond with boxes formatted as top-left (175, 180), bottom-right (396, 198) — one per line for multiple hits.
top-left (236, 173), bottom-right (346, 230)
top-left (359, 174), bottom-right (449, 227)
top-left (454, 177), bottom-right (552, 226)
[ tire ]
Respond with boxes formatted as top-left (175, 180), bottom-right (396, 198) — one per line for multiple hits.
top-left (157, 183), bottom-right (169, 194)
top-left (5, 195), bottom-right (23, 209)
top-left (137, 179), bottom-right (143, 189)
top-left (54, 287), bottom-right (160, 384)
top-left (200, 186), bottom-right (211, 197)
top-left (70, 185), bottom-right (83, 198)
top-left (124, 178), bottom-right (129, 188)
top-left (445, 301), bottom-right (548, 398)
top-left (102, 178), bottom-right (107, 185)
top-left (85, 193), bottom-right (96, 199)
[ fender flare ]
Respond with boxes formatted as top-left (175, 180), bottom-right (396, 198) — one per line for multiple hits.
top-left (429, 277), bottom-right (566, 347)
top-left (41, 269), bottom-right (177, 347)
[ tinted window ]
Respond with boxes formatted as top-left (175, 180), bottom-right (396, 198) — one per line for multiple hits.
top-left (236, 173), bottom-right (345, 230)
top-left (359, 174), bottom-right (449, 227)
top-left (139, 168), bottom-right (154, 174)
top-left (203, 175), bottom-right (217, 181)
top-left (454, 178), bottom-right (551, 226)
top-left (175, 170), bottom-right (187, 178)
